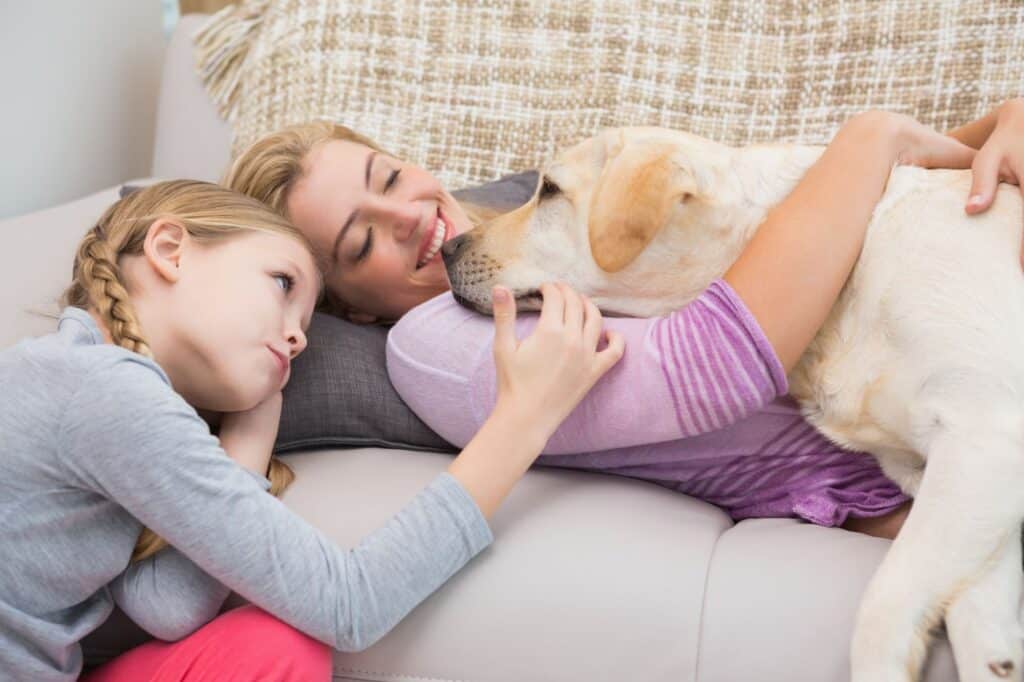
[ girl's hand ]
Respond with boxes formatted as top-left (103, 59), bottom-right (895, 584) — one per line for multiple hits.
top-left (965, 98), bottom-right (1024, 216)
top-left (491, 282), bottom-right (624, 438)
top-left (218, 391), bottom-right (283, 477)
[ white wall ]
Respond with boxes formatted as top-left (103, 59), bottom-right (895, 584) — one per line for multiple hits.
top-left (0, 2), bottom-right (165, 219)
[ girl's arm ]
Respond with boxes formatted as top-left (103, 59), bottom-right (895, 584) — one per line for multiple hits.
top-left (109, 549), bottom-right (230, 641)
top-left (65, 287), bottom-right (619, 651)
top-left (106, 463), bottom-right (277, 640)
top-left (63, 361), bottom-right (493, 652)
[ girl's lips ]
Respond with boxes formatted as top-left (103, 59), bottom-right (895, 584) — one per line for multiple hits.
top-left (268, 347), bottom-right (289, 383)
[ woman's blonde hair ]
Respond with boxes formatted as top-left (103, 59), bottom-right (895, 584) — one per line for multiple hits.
top-left (223, 120), bottom-right (498, 319)
top-left (62, 179), bottom-right (315, 562)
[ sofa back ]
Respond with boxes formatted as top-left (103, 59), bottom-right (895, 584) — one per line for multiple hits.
top-left (195, 0), bottom-right (1023, 190)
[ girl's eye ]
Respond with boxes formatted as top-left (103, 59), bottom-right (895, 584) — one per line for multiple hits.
top-left (356, 227), bottom-right (374, 262)
top-left (273, 273), bottom-right (295, 292)
top-left (383, 169), bottom-right (400, 193)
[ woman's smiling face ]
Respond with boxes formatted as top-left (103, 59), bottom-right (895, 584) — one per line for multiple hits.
top-left (286, 139), bottom-right (473, 321)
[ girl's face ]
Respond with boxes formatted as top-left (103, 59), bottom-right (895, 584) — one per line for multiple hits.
top-left (286, 140), bottom-right (473, 321)
top-left (126, 226), bottom-right (321, 413)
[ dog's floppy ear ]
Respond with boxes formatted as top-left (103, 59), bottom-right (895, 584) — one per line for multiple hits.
top-left (588, 141), bottom-right (694, 273)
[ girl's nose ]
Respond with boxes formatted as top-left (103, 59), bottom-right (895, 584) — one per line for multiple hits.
top-left (287, 327), bottom-right (307, 358)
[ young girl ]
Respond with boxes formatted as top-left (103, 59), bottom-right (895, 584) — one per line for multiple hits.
top-left (0, 180), bottom-right (623, 681)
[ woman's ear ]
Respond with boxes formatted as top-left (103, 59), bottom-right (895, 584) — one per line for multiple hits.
top-left (142, 219), bottom-right (188, 283)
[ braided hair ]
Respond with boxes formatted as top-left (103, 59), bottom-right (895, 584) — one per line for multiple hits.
top-left (62, 180), bottom-right (316, 561)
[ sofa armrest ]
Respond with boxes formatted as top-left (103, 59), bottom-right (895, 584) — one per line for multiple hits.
top-left (151, 14), bottom-right (232, 182)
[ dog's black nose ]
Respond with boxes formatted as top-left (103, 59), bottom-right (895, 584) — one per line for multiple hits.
top-left (441, 233), bottom-right (471, 267)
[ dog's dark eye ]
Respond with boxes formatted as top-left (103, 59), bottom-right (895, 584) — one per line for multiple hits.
top-left (538, 176), bottom-right (561, 199)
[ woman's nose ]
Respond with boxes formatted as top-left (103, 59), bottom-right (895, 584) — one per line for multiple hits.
top-left (369, 198), bottom-right (422, 242)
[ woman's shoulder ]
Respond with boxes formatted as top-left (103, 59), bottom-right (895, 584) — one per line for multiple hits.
top-left (386, 292), bottom-right (495, 381)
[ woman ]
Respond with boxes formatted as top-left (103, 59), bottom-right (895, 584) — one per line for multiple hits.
top-left (225, 100), bottom-right (1024, 540)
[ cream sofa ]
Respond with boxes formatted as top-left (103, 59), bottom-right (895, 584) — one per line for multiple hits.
top-left (0, 15), bottom-right (962, 682)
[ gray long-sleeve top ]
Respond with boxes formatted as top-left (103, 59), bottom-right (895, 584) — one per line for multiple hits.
top-left (0, 308), bottom-right (493, 681)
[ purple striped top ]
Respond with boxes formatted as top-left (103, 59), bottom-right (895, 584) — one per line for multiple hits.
top-left (386, 280), bottom-right (908, 526)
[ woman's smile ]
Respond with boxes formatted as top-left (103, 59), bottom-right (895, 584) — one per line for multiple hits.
top-left (415, 207), bottom-right (453, 270)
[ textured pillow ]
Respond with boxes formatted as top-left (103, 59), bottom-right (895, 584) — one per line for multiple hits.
top-left (276, 312), bottom-right (453, 453)
top-left (195, 0), bottom-right (1022, 190)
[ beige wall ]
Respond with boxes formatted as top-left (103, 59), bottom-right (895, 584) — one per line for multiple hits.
top-left (0, 2), bottom-right (165, 219)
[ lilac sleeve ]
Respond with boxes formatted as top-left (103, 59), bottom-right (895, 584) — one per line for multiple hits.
top-left (386, 280), bottom-right (788, 454)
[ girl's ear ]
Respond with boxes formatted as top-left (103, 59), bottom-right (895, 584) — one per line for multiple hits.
top-left (143, 219), bottom-right (188, 283)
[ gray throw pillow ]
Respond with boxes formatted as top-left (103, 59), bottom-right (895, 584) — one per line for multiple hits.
top-left (275, 312), bottom-right (455, 453)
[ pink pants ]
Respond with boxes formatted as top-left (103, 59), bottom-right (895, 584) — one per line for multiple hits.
top-left (80, 605), bottom-right (332, 681)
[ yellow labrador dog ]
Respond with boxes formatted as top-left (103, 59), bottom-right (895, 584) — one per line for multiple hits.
top-left (442, 127), bottom-right (1024, 682)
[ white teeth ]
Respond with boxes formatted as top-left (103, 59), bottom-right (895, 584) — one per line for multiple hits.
top-left (417, 218), bottom-right (447, 268)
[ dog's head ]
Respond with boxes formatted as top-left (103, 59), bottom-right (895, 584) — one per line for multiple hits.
top-left (443, 127), bottom-right (742, 317)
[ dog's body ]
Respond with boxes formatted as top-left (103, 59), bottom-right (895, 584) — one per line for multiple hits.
top-left (442, 127), bottom-right (1024, 682)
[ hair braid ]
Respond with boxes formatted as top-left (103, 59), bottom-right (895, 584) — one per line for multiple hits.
top-left (75, 227), bottom-right (152, 358)
top-left (61, 180), bottom-right (317, 563)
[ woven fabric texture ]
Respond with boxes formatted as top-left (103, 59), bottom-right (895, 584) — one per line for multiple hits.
top-left (196, 0), bottom-right (1024, 188)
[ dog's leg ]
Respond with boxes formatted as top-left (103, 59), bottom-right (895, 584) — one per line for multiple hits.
top-left (945, 531), bottom-right (1024, 682)
top-left (850, 389), bottom-right (1024, 682)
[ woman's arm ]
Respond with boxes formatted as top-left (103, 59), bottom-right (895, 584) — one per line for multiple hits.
top-left (724, 111), bottom-right (975, 371)
top-left (388, 281), bottom-right (786, 454)
top-left (947, 105), bottom-right (1004, 150)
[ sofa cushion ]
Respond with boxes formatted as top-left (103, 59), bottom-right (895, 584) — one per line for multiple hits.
top-left (1, 184), bottom-right (134, 347)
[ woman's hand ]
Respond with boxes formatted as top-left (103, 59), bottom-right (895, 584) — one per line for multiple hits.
top-left (963, 98), bottom-right (1024, 217)
top-left (218, 391), bottom-right (283, 478)
top-left (492, 282), bottom-right (624, 438)
top-left (854, 111), bottom-right (976, 171)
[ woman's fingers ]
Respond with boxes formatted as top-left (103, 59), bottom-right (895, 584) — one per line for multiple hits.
top-left (491, 286), bottom-right (517, 362)
top-left (966, 148), bottom-right (1003, 215)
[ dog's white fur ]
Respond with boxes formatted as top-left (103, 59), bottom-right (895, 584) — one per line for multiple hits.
top-left (444, 127), bottom-right (1024, 682)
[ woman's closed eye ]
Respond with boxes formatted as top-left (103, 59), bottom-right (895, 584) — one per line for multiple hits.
top-left (356, 227), bottom-right (374, 262)
top-left (383, 168), bottom-right (401, 193)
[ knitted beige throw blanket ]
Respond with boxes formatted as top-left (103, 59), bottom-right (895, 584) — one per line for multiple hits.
top-left (196, 1), bottom-right (1023, 188)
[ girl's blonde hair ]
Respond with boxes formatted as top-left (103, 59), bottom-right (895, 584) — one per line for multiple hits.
top-left (223, 120), bottom-right (498, 320)
top-left (62, 179), bottom-right (316, 562)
